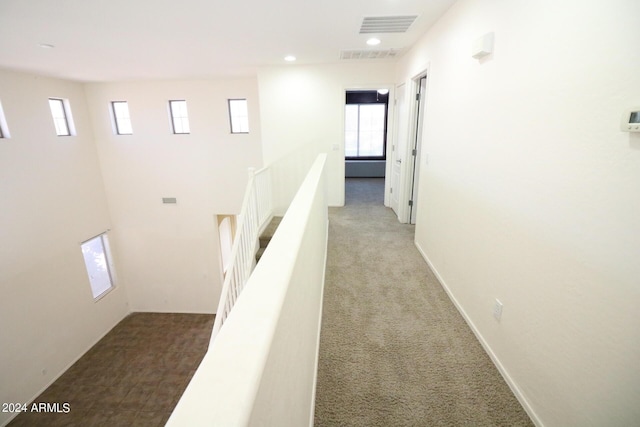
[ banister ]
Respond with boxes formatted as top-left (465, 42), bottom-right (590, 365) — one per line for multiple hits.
top-left (211, 165), bottom-right (273, 340)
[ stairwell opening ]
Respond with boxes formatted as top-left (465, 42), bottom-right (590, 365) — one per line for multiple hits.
top-left (256, 216), bottom-right (282, 263)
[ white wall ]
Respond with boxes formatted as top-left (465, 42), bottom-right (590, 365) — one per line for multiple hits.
top-left (257, 62), bottom-right (396, 207)
top-left (84, 78), bottom-right (263, 313)
top-left (0, 69), bottom-right (129, 426)
top-left (397, 1), bottom-right (640, 426)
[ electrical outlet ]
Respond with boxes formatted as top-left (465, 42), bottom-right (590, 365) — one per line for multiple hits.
top-left (493, 299), bottom-right (503, 322)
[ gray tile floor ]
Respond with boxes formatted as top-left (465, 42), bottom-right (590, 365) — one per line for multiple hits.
top-left (8, 313), bottom-right (214, 427)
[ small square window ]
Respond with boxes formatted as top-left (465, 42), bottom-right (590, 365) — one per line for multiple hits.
top-left (111, 101), bottom-right (133, 135)
top-left (228, 99), bottom-right (249, 134)
top-left (81, 233), bottom-right (115, 300)
top-left (48, 98), bottom-right (76, 136)
top-left (0, 100), bottom-right (9, 139)
top-left (169, 100), bottom-right (190, 134)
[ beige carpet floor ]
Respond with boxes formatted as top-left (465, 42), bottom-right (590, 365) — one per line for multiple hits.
top-left (314, 178), bottom-right (533, 426)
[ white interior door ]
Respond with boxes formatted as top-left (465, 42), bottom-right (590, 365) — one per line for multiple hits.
top-left (390, 83), bottom-right (407, 217)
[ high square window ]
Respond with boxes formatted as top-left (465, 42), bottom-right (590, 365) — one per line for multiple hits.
top-left (228, 99), bottom-right (249, 134)
top-left (81, 233), bottom-right (116, 300)
top-left (48, 98), bottom-right (75, 136)
top-left (0, 100), bottom-right (9, 139)
top-left (111, 101), bottom-right (133, 135)
top-left (169, 100), bottom-right (190, 134)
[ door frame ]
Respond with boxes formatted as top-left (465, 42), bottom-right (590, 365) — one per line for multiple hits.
top-left (340, 84), bottom-right (396, 206)
top-left (409, 73), bottom-right (427, 224)
top-left (389, 82), bottom-right (407, 218)
top-left (393, 67), bottom-right (429, 224)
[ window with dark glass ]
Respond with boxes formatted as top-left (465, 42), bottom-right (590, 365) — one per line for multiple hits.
top-left (345, 91), bottom-right (388, 159)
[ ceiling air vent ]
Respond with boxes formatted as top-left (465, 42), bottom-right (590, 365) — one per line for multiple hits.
top-left (340, 49), bottom-right (402, 60)
top-left (359, 15), bottom-right (418, 34)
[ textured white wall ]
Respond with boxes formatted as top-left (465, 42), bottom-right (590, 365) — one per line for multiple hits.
top-left (83, 78), bottom-right (264, 314)
top-left (257, 62), bottom-right (396, 207)
top-left (0, 70), bottom-right (129, 426)
top-left (397, 1), bottom-right (640, 425)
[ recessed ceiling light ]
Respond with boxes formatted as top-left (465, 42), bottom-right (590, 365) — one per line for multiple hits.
top-left (366, 38), bottom-right (381, 46)
top-left (38, 43), bottom-right (55, 49)
top-left (284, 55), bottom-right (296, 62)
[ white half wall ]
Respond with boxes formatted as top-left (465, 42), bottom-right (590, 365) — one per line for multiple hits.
top-left (257, 62), bottom-right (396, 207)
top-left (84, 78), bottom-right (263, 313)
top-left (167, 155), bottom-right (328, 427)
top-left (0, 69), bottom-right (129, 426)
top-left (397, 1), bottom-right (640, 426)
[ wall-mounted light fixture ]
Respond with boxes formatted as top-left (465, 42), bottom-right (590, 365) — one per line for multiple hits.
top-left (471, 32), bottom-right (494, 60)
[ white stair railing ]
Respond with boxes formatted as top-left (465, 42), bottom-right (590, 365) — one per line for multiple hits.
top-left (211, 166), bottom-right (272, 340)
top-left (167, 154), bottom-right (328, 427)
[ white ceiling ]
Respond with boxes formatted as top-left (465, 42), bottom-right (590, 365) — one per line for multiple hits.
top-left (0, 0), bottom-right (456, 82)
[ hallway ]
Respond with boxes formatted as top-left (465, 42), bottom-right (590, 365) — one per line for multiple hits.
top-left (314, 178), bottom-right (533, 426)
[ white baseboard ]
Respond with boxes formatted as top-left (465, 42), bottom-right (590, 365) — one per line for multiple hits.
top-left (413, 240), bottom-right (544, 427)
top-left (130, 309), bottom-right (216, 315)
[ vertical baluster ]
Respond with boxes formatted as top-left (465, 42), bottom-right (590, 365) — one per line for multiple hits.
top-left (233, 272), bottom-right (237, 299)
top-left (238, 249), bottom-right (245, 288)
top-left (241, 231), bottom-right (249, 276)
top-left (239, 233), bottom-right (245, 273)
top-left (211, 166), bottom-right (275, 341)
top-left (230, 279), bottom-right (236, 307)
top-left (236, 266), bottom-right (242, 298)
top-left (251, 182), bottom-right (259, 230)
top-left (225, 296), bottom-right (231, 319)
